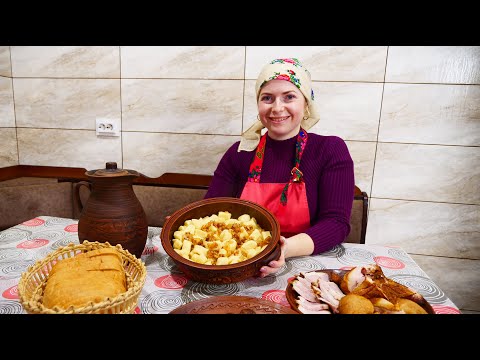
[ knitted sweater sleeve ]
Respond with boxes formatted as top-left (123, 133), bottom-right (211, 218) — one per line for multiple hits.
top-left (204, 142), bottom-right (244, 198)
top-left (305, 136), bottom-right (355, 254)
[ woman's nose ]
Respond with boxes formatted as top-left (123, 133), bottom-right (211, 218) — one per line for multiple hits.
top-left (272, 99), bottom-right (284, 112)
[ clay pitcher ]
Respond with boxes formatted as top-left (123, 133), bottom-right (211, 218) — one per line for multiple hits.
top-left (75, 162), bottom-right (148, 258)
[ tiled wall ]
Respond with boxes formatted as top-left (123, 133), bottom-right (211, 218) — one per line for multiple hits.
top-left (0, 46), bottom-right (479, 313)
top-left (0, 47), bottom-right (16, 166)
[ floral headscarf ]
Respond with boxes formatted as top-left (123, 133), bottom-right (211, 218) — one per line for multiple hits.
top-left (238, 58), bottom-right (320, 152)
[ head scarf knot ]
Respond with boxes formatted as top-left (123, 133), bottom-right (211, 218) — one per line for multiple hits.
top-left (238, 58), bottom-right (320, 152)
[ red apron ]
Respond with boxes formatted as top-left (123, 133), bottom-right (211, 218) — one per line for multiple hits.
top-left (240, 129), bottom-right (310, 237)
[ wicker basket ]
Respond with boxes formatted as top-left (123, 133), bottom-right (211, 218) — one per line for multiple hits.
top-left (18, 240), bottom-right (147, 314)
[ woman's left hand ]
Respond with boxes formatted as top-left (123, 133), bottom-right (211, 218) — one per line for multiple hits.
top-left (258, 236), bottom-right (287, 278)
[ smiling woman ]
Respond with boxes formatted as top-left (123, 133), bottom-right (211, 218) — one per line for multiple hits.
top-left (204, 58), bottom-right (355, 277)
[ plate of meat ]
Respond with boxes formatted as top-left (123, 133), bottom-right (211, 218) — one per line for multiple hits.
top-left (285, 265), bottom-right (434, 314)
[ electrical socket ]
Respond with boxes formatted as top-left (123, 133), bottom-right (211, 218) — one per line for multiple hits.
top-left (96, 118), bottom-right (120, 137)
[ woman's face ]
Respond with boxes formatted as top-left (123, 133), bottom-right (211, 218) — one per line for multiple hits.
top-left (257, 79), bottom-right (307, 141)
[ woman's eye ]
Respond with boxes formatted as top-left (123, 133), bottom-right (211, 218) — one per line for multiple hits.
top-left (285, 94), bottom-right (296, 100)
top-left (260, 95), bottom-right (272, 102)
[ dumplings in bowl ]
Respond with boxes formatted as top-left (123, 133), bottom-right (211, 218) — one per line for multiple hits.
top-left (161, 197), bottom-right (281, 284)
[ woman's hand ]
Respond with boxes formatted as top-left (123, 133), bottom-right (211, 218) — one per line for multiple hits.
top-left (259, 236), bottom-right (287, 278)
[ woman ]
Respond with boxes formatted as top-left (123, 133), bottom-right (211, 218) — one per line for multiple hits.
top-left (205, 58), bottom-right (354, 277)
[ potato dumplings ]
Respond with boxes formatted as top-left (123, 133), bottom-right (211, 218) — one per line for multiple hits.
top-left (172, 211), bottom-right (272, 265)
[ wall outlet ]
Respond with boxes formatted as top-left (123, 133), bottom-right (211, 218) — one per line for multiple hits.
top-left (96, 118), bottom-right (120, 137)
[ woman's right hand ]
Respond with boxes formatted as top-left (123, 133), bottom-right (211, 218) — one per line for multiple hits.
top-left (258, 236), bottom-right (287, 278)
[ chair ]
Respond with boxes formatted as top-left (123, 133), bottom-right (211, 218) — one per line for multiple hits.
top-left (343, 185), bottom-right (369, 244)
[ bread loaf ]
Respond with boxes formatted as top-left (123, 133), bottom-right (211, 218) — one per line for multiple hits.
top-left (395, 298), bottom-right (428, 314)
top-left (43, 247), bottom-right (127, 310)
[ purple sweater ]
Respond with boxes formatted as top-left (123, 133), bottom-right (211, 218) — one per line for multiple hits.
top-left (205, 133), bottom-right (355, 254)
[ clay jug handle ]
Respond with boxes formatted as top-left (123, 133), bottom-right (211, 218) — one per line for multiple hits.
top-left (74, 181), bottom-right (92, 213)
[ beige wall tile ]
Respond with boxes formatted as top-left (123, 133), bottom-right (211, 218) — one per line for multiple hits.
top-left (0, 128), bottom-right (18, 167)
top-left (372, 143), bottom-right (480, 204)
top-left (0, 47), bottom-right (11, 77)
top-left (121, 46), bottom-right (245, 79)
top-left (366, 199), bottom-right (480, 258)
top-left (309, 82), bottom-right (383, 141)
top-left (345, 141), bottom-right (376, 196)
top-left (10, 46), bottom-right (120, 78)
top-left (245, 46), bottom-right (387, 81)
top-left (123, 132), bottom-right (240, 178)
top-left (17, 128), bottom-right (122, 169)
top-left (122, 79), bottom-right (243, 134)
top-left (411, 255), bottom-right (480, 312)
top-left (380, 84), bottom-right (480, 146)
top-left (0, 77), bottom-right (15, 127)
top-left (14, 79), bottom-right (120, 129)
top-left (386, 46), bottom-right (480, 84)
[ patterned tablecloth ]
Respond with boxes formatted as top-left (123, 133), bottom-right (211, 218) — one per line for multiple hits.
top-left (0, 216), bottom-right (461, 314)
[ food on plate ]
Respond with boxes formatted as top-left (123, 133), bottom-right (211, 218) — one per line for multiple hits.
top-left (340, 264), bottom-right (415, 302)
top-left (289, 264), bottom-right (431, 314)
top-left (171, 211), bottom-right (272, 265)
top-left (42, 247), bottom-right (127, 309)
top-left (395, 298), bottom-right (428, 314)
top-left (338, 294), bottom-right (374, 314)
top-left (370, 297), bottom-right (395, 310)
top-left (291, 270), bottom-right (344, 314)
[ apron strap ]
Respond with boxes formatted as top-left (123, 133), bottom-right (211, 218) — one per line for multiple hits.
top-left (247, 128), bottom-right (309, 205)
top-left (280, 128), bottom-right (308, 205)
top-left (247, 133), bottom-right (267, 183)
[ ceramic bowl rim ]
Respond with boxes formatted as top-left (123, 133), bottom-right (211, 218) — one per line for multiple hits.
top-left (160, 197), bottom-right (280, 271)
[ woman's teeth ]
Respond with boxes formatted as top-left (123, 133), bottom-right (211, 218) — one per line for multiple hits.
top-left (270, 116), bottom-right (289, 123)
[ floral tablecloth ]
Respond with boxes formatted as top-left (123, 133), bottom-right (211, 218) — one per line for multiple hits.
top-left (0, 216), bottom-right (461, 314)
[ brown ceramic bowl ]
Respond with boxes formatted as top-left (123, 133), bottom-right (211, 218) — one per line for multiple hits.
top-left (160, 197), bottom-right (281, 284)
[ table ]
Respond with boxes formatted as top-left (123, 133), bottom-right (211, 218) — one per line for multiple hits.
top-left (0, 216), bottom-right (461, 314)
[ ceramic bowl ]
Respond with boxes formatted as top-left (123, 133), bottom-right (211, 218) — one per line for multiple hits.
top-left (160, 197), bottom-right (281, 284)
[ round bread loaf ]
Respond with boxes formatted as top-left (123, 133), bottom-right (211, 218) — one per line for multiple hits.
top-left (395, 298), bottom-right (428, 314)
top-left (43, 247), bottom-right (127, 310)
top-left (338, 294), bottom-right (374, 314)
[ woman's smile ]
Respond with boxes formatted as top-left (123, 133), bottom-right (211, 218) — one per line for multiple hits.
top-left (269, 116), bottom-right (290, 124)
